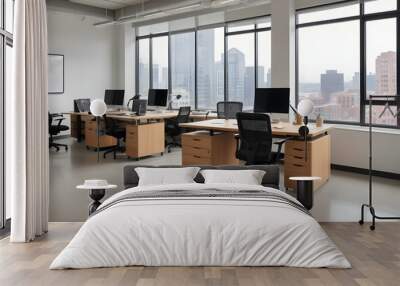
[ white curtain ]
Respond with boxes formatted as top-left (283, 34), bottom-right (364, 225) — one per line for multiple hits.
top-left (9, 0), bottom-right (49, 242)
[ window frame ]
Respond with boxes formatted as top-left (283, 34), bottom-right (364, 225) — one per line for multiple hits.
top-left (1, 0), bottom-right (14, 231)
top-left (135, 15), bottom-right (271, 110)
top-left (295, 0), bottom-right (400, 129)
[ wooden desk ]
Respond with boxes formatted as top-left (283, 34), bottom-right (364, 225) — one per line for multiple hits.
top-left (66, 111), bottom-right (216, 160)
top-left (180, 119), bottom-right (333, 190)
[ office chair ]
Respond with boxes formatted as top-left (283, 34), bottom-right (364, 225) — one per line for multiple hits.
top-left (102, 115), bottom-right (126, 160)
top-left (217, 101), bottom-right (243, 119)
top-left (49, 112), bottom-right (69, 152)
top-left (165, 106), bottom-right (191, 153)
top-left (235, 112), bottom-right (288, 165)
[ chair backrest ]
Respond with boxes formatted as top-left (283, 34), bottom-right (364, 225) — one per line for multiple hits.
top-left (48, 112), bottom-right (53, 128)
top-left (236, 112), bottom-right (273, 164)
top-left (176, 106), bottom-right (191, 124)
top-left (103, 114), bottom-right (117, 134)
top-left (217, 101), bottom-right (243, 119)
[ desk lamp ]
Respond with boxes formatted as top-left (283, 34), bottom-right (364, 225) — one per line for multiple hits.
top-left (297, 99), bottom-right (314, 162)
top-left (90, 99), bottom-right (107, 162)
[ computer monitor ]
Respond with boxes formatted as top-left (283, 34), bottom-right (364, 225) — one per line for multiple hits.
top-left (104, 90), bottom-right (125, 106)
top-left (254, 88), bottom-right (290, 114)
top-left (148, 89), bottom-right (168, 107)
top-left (74, 99), bottom-right (91, 112)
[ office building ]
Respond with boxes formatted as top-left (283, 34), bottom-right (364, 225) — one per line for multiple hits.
top-left (376, 51), bottom-right (397, 95)
top-left (320, 70), bottom-right (345, 101)
top-left (2, 1), bottom-right (400, 285)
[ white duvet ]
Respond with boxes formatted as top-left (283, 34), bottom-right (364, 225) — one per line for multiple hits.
top-left (50, 183), bottom-right (350, 269)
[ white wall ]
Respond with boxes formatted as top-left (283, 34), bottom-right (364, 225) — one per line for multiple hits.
top-left (47, 11), bottom-right (125, 118)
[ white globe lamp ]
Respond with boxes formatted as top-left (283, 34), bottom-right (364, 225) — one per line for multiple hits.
top-left (90, 99), bottom-right (107, 117)
top-left (297, 99), bottom-right (314, 162)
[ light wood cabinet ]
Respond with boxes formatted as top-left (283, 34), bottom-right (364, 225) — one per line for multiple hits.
top-left (125, 122), bottom-right (165, 159)
top-left (284, 135), bottom-right (331, 190)
top-left (182, 131), bottom-right (240, 166)
top-left (85, 120), bottom-right (117, 149)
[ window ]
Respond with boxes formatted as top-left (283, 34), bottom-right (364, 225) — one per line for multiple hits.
top-left (297, 20), bottom-right (360, 122)
top-left (197, 27), bottom-right (224, 110)
top-left (257, 31), bottom-right (271, 88)
top-left (364, 0), bottom-right (397, 14)
top-left (227, 33), bottom-right (255, 110)
top-left (152, 36), bottom-right (168, 89)
top-left (296, 0), bottom-right (400, 128)
top-left (1, 0), bottom-right (14, 231)
top-left (137, 38), bottom-right (150, 98)
top-left (171, 32), bottom-right (195, 108)
top-left (135, 16), bottom-right (270, 110)
top-left (297, 2), bottom-right (359, 24)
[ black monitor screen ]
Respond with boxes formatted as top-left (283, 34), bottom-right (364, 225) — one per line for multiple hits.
top-left (148, 89), bottom-right (168, 107)
top-left (74, 99), bottom-right (91, 112)
top-left (104, 90), bottom-right (125, 105)
top-left (254, 88), bottom-right (290, 114)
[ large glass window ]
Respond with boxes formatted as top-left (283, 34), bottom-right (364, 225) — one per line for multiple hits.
top-left (138, 38), bottom-right (150, 98)
top-left (257, 31), bottom-right (271, 88)
top-left (135, 16), bottom-right (270, 110)
top-left (1, 0), bottom-right (14, 231)
top-left (171, 32), bottom-right (195, 107)
top-left (296, 0), bottom-right (400, 128)
top-left (152, 36), bottom-right (168, 89)
top-left (197, 27), bottom-right (224, 110)
top-left (227, 33), bottom-right (255, 110)
top-left (364, 0), bottom-right (397, 14)
top-left (297, 21), bottom-right (360, 122)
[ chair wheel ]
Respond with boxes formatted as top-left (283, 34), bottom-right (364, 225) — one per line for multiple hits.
top-left (370, 225), bottom-right (375, 231)
top-left (86, 146), bottom-right (90, 150)
top-left (358, 220), bottom-right (364, 225)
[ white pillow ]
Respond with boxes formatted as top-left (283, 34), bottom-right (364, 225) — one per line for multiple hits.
top-left (200, 169), bottom-right (266, 185)
top-left (135, 167), bottom-right (201, 186)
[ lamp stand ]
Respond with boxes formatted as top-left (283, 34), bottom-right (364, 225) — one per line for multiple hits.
top-left (96, 116), bottom-right (100, 163)
top-left (298, 116), bottom-right (310, 162)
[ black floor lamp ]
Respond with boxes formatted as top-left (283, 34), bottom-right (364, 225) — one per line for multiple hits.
top-left (89, 99), bottom-right (107, 162)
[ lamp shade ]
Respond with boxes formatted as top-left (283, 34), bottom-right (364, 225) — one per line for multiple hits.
top-left (90, 99), bottom-right (107, 116)
top-left (297, 99), bottom-right (314, 117)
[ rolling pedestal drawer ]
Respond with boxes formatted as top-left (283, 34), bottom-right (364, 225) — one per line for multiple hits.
top-left (182, 131), bottom-right (239, 166)
top-left (284, 135), bottom-right (331, 190)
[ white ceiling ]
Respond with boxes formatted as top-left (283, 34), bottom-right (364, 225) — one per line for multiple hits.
top-left (70, 0), bottom-right (148, 10)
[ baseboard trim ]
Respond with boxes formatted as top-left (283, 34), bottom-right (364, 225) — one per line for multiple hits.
top-left (331, 164), bottom-right (400, 180)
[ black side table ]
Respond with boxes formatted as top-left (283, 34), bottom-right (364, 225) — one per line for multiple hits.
top-left (289, 177), bottom-right (321, 210)
top-left (77, 180), bottom-right (117, 215)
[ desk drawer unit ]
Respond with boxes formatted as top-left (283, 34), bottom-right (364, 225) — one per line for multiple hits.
top-left (284, 135), bottom-right (331, 190)
top-left (85, 120), bottom-right (117, 149)
top-left (125, 122), bottom-right (165, 159)
top-left (182, 131), bottom-right (239, 166)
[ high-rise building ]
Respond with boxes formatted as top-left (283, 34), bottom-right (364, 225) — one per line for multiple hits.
top-left (197, 30), bottom-right (216, 108)
top-left (376, 51), bottom-right (396, 95)
top-left (320, 70), bottom-right (344, 102)
top-left (227, 48), bottom-right (246, 102)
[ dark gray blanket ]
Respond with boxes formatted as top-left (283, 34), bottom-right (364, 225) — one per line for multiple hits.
top-left (91, 189), bottom-right (310, 217)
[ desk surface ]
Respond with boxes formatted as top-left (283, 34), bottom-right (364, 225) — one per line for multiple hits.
top-left (180, 119), bottom-right (333, 137)
top-left (66, 111), bottom-right (217, 121)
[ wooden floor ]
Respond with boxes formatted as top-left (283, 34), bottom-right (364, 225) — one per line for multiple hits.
top-left (0, 222), bottom-right (399, 286)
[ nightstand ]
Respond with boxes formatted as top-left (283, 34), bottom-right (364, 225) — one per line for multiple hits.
top-left (289, 177), bottom-right (321, 210)
top-left (77, 180), bottom-right (117, 215)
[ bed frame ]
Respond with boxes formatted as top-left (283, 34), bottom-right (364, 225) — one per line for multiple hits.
top-left (123, 165), bottom-right (280, 190)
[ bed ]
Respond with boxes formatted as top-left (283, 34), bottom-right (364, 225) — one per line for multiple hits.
top-left (50, 165), bottom-right (350, 269)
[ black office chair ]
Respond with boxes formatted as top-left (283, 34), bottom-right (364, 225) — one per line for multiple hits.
top-left (235, 112), bottom-right (288, 165)
top-left (217, 101), bottom-right (243, 119)
top-left (102, 115), bottom-right (126, 160)
top-left (49, 112), bottom-right (69, 152)
top-left (165, 106), bottom-right (191, 153)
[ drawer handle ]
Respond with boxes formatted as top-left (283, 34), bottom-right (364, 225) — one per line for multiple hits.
top-left (129, 132), bottom-right (135, 135)
top-left (293, 156), bottom-right (303, 159)
top-left (193, 155), bottom-right (201, 159)
top-left (193, 139), bottom-right (201, 142)
top-left (293, 148), bottom-right (303, 151)
top-left (293, 164), bottom-right (304, 167)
